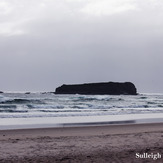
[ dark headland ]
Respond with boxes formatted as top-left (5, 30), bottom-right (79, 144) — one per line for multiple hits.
top-left (55, 82), bottom-right (137, 95)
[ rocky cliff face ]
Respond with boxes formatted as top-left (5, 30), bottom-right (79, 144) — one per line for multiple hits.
top-left (55, 82), bottom-right (137, 95)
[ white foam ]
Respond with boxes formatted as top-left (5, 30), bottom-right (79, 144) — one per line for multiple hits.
top-left (0, 113), bottom-right (163, 130)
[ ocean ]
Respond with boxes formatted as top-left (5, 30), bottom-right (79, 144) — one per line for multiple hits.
top-left (0, 93), bottom-right (163, 129)
top-left (1, 92), bottom-right (163, 118)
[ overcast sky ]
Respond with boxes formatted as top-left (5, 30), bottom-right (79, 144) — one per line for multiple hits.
top-left (0, 0), bottom-right (163, 93)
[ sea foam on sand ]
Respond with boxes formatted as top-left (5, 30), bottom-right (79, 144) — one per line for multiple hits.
top-left (0, 113), bottom-right (163, 130)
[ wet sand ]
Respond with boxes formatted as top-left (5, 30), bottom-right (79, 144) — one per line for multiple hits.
top-left (0, 123), bottom-right (163, 163)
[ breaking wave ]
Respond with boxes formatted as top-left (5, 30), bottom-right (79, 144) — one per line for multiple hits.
top-left (0, 93), bottom-right (163, 118)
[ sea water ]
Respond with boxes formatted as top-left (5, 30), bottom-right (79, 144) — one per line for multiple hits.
top-left (0, 93), bottom-right (163, 129)
top-left (0, 93), bottom-right (163, 118)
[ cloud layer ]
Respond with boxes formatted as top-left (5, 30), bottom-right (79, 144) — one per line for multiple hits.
top-left (0, 0), bottom-right (163, 92)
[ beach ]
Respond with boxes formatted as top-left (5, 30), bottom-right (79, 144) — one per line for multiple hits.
top-left (0, 122), bottom-right (163, 163)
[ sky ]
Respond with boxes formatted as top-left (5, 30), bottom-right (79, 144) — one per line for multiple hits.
top-left (0, 0), bottom-right (163, 93)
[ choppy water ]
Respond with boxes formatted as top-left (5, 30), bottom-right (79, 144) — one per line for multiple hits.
top-left (0, 93), bottom-right (163, 118)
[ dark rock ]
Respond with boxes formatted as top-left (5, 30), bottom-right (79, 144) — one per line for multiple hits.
top-left (0, 91), bottom-right (3, 94)
top-left (25, 92), bottom-right (30, 94)
top-left (55, 82), bottom-right (137, 95)
top-left (41, 92), bottom-right (48, 94)
top-left (41, 92), bottom-right (55, 94)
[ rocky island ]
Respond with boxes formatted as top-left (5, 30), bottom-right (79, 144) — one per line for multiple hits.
top-left (55, 82), bottom-right (137, 95)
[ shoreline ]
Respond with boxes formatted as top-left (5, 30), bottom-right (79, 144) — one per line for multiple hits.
top-left (1, 113), bottom-right (163, 130)
top-left (0, 122), bottom-right (163, 162)
top-left (1, 122), bottom-right (163, 136)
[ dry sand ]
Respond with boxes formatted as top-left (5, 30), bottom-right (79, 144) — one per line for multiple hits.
top-left (0, 123), bottom-right (163, 163)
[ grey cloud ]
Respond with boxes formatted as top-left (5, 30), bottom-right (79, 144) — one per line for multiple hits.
top-left (0, 0), bottom-right (163, 92)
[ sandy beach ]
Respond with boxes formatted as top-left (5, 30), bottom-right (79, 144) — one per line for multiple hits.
top-left (0, 123), bottom-right (163, 163)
